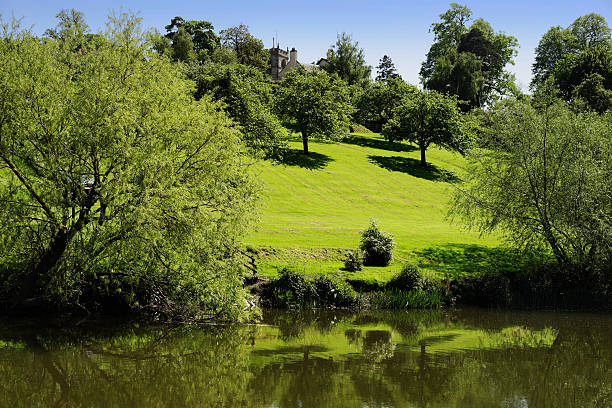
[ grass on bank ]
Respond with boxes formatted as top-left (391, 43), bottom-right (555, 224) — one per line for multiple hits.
top-left (244, 133), bottom-right (527, 284)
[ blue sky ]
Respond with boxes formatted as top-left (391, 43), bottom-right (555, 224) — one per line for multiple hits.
top-left (2, 1), bottom-right (610, 91)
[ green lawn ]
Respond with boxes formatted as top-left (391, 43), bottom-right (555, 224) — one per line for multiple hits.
top-left (244, 133), bottom-right (512, 283)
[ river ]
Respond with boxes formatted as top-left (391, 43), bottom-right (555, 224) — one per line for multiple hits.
top-left (0, 308), bottom-right (610, 407)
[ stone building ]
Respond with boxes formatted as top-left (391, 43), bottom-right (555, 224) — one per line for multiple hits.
top-left (268, 45), bottom-right (327, 80)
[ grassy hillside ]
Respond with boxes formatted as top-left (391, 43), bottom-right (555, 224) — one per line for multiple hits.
top-left (245, 133), bottom-right (514, 283)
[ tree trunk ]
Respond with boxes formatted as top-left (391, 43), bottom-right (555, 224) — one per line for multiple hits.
top-left (12, 228), bottom-right (70, 305)
top-left (302, 132), bottom-right (309, 155)
top-left (420, 144), bottom-right (427, 166)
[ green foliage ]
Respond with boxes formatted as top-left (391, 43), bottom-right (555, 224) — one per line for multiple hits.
top-left (369, 289), bottom-right (442, 309)
top-left (314, 275), bottom-right (359, 308)
top-left (164, 16), bottom-right (219, 54)
top-left (343, 250), bottom-right (363, 272)
top-left (552, 44), bottom-right (612, 110)
top-left (382, 89), bottom-right (466, 165)
top-left (375, 55), bottom-right (400, 82)
top-left (420, 4), bottom-right (518, 109)
top-left (171, 26), bottom-right (196, 62)
top-left (277, 69), bottom-right (353, 154)
top-left (450, 273), bottom-right (512, 307)
top-left (353, 77), bottom-right (418, 132)
top-left (573, 72), bottom-right (612, 113)
top-left (450, 99), bottom-right (612, 285)
top-left (360, 222), bottom-right (395, 267)
top-left (386, 264), bottom-right (423, 291)
top-left (323, 32), bottom-right (372, 87)
top-left (219, 24), bottom-right (268, 71)
top-left (262, 268), bottom-right (317, 309)
top-left (0, 14), bottom-right (258, 320)
top-left (532, 13), bottom-right (611, 90)
top-left (185, 62), bottom-right (287, 157)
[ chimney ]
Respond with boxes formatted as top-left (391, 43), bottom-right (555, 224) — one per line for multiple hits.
top-left (290, 48), bottom-right (297, 63)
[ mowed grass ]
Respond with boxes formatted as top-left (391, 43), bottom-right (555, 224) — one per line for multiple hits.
top-left (244, 133), bottom-right (509, 283)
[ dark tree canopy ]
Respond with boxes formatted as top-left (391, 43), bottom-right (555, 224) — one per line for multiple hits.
top-left (323, 32), bottom-right (372, 86)
top-left (164, 16), bottom-right (219, 54)
top-left (420, 4), bottom-right (518, 110)
top-left (553, 44), bottom-right (612, 111)
top-left (219, 24), bottom-right (268, 71)
top-left (375, 55), bottom-right (400, 82)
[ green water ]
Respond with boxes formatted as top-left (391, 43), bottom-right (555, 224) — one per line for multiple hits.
top-left (0, 308), bottom-right (610, 407)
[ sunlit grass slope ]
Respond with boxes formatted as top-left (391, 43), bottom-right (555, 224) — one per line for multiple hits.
top-left (245, 133), bottom-right (504, 282)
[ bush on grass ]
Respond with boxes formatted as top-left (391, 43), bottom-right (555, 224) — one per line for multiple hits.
top-left (360, 222), bottom-right (395, 266)
top-left (344, 250), bottom-right (363, 272)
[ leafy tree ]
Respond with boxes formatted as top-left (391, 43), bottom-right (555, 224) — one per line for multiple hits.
top-left (531, 26), bottom-right (577, 88)
top-left (450, 99), bottom-right (611, 285)
top-left (353, 77), bottom-right (417, 132)
top-left (573, 73), bottom-right (612, 113)
top-left (171, 26), bottom-right (196, 62)
top-left (276, 69), bottom-right (352, 154)
top-left (43, 8), bottom-right (88, 41)
top-left (552, 44), bottom-right (612, 107)
top-left (382, 90), bottom-right (466, 166)
top-left (164, 16), bottom-right (219, 54)
top-left (323, 32), bottom-right (372, 86)
top-left (185, 62), bottom-right (287, 157)
top-left (219, 25), bottom-right (268, 71)
top-left (531, 13), bottom-right (611, 89)
top-left (421, 4), bottom-right (518, 109)
top-left (375, 55), bottom-right (400, 82)
top-left (0, 14), bottom-right (257, 319)
top-left (570, 13), bottom-right (612, 50)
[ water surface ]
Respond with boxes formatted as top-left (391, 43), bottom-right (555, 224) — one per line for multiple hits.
top-left (1, 308), bottom-right (610, 407)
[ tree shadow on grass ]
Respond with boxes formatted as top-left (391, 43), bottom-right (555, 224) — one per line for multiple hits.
top-left (414, 244), bottom-right (541, 279)
top-left (272, 148), bottom-right (334, 170)
top-left (368, 155), bottom-right (460, 182)
top-left (344, 134), bottom-right (418, 153)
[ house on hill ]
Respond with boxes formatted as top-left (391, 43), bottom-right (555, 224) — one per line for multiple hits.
top-left (268, 45), bottom-right (327, 80)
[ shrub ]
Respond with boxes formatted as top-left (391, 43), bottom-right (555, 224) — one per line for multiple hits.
top-left (344, 250), bottom-right (363, 272)
top-left (261, 268), bottom-right (317, 309)
top-left (360, 222), bottom-right (395, 266)
top-left (314, 276), bottom-right (359, 308)
top-left (386, 264), bottom-right (422, 291)
top-left (450, 272), bottom-right (512, 307)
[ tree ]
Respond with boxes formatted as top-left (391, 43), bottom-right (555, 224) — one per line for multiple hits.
top-left (219, 25), bottom-right (268, 71)
top-left (531, 26), bottom-right (577, 89)
top-left (323, 32), bottom-right (372, 86)
top-left (353, 77), bottom-right (417, 132)
top-left (43, 8), bottom-right (88, 41)
top-left (570, 13), bottom-right (612, 50)
top-left (531, 13), bottom-right (611, 89)
top-left (420, 4), bottom-right (518, 109)
top-left (185, 62), bottom-right (287, 157)
top-left (451, 99), bottom-right (612, 279)
top-left (164, 16), bottom-right (219, 54)
top-left (171, 26), bottom-right (196, 62)
top-left (276, 69), bottom-right (352, 154)
top-left (382, 90), bottom-right (465, 166)
top-left (0, 14), bottom-right (257, 319)
top-left (552, 44), bottom-right (612, 107)
top-left (375, 55), bottom-right (400, 82)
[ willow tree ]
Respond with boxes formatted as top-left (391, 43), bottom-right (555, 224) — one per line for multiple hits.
top-left (0, 14), bottom-right (257, 319)
top-left (450, 100), bottom-right (612, 284)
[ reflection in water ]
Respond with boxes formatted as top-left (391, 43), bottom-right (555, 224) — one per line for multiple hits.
top-left (0, 309), bottom-right (610, 407)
